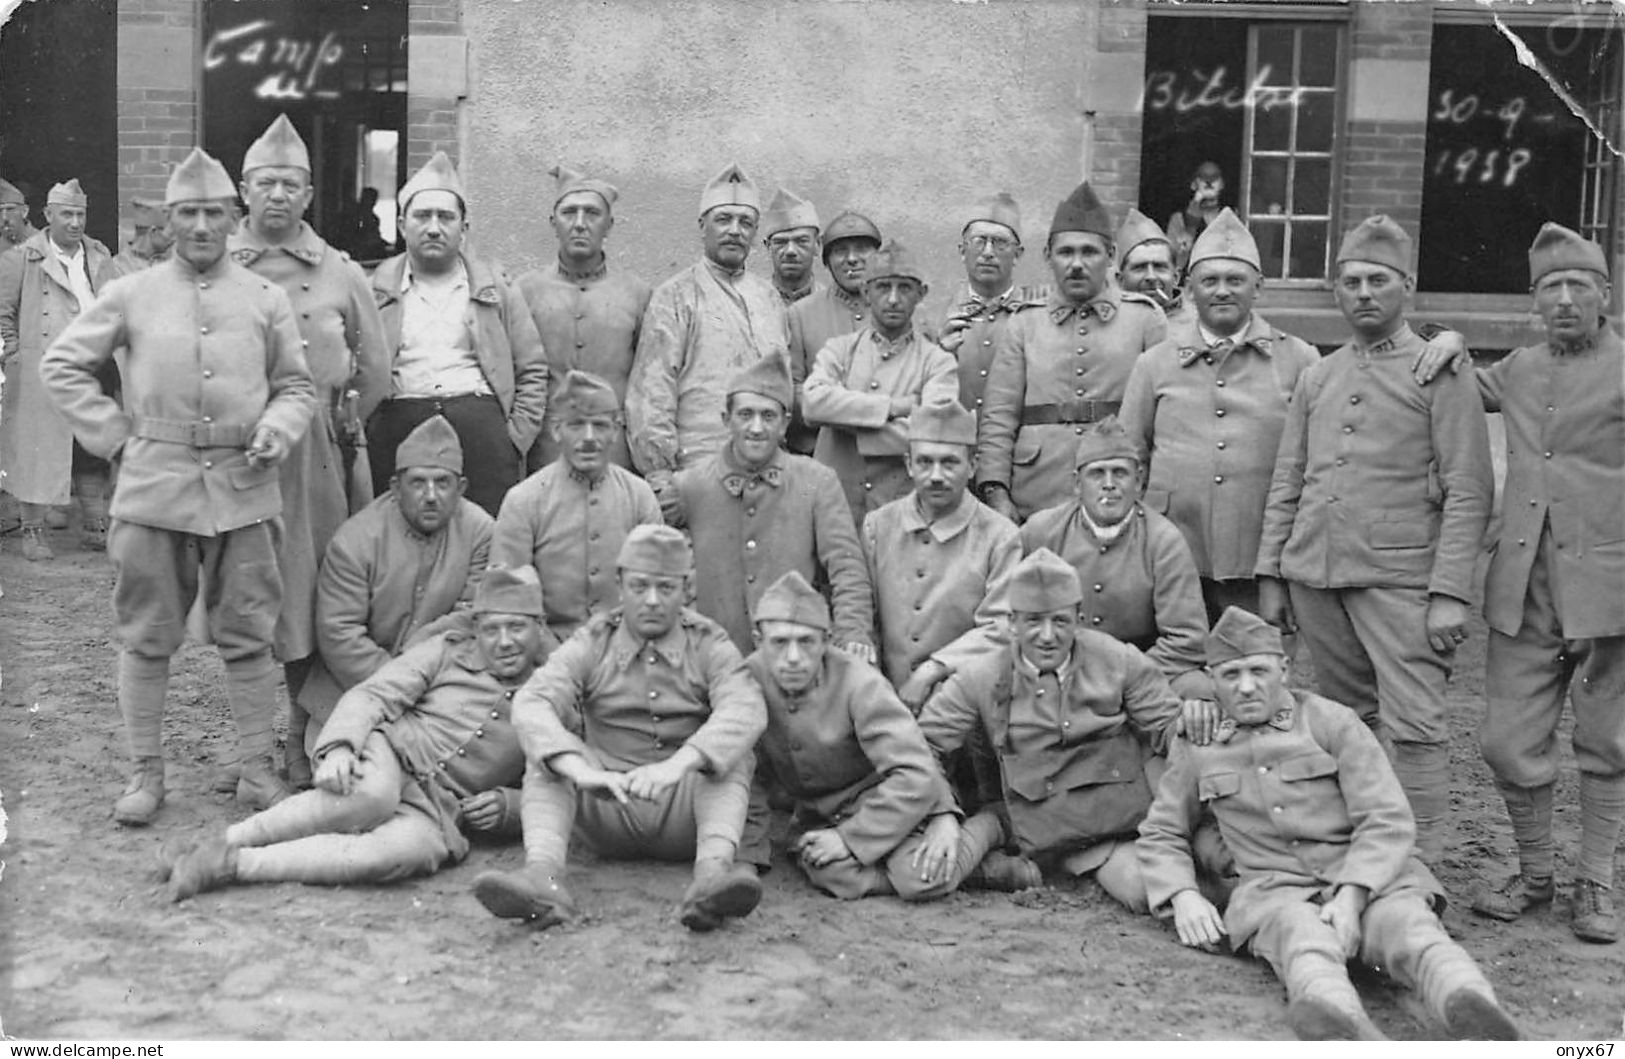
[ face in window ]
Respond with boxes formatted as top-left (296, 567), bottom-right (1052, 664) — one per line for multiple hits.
top-left (551, 190), bottom-right (613, 262)
top-left (1075, 456), bottom-right (1141, 528)
top-left (1533, 268), bottom-right (1609, 347)
top-left (134, 217), bottom-right (175, 258)
top-left (766, 227), bottom-right (819, 290)
top-left (700, 205), bottom-right (757, 271)
top-left (169, 199), bottom-right (237, 271)
top-left (722, 390), bottom-right (787, 467)
top-left (825, 237), bottom-right (877, 295)
top-left (1210, 652), bottom-right (1288, 726)
top-left (618, 568), bottom-right (688, 640)
top-left (1334, 261), bottom-right (1412, 339)
top-left (1013, 606), bottom-right (1079, 673)
top-left (240, 166), bottom-right (313, 237)
top-left (960, 221), bottom-right (1024, 292)
top-left (1120, 240), bottom-right (1177, 302)
top-left (908, 440), bottom-right (975, 517)
top-left (1191, 163), bottom-right (1225, 207)
top-left (400, 189), bottom-right (466, 272)
top-left (393, 465), bottom-right (465, 535)
top-left (1046, 231), bottom-right (1112, 304)
top-left (475, 611), bottom-right (546, 681)
top-left (1189, 258), bottom-right (1264, 336)
top-left (755, 619), bottom-right (828, 695)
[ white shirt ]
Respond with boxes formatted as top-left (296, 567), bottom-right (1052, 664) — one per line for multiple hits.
top-left (392, 259), bottom-right (491, 398)
top-left (51, 238), bottom-right (95, 310)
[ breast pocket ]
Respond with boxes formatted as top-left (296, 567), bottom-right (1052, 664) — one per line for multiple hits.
top-left (228, 461), bottom-right (279, 492)
top-left (1368, 518), bottom-right (1434, 550)
top-left (1198, 770), bottom-right (1241, 802)
top-left (1278, 751), bottom-right (1338, 782)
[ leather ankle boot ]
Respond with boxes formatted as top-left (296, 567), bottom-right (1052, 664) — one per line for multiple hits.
top-left (113, 757), bottom-right (165, 826)
top-left (680, 857), bottom-right (762, 932)
top-left (236, 756), bottom-right (290, 811)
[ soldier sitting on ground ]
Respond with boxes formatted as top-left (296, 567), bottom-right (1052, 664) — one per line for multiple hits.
top-left (1137, 606), bottom-right (1521, 1042)
top-left (163, 566), bottom-right (552, 900)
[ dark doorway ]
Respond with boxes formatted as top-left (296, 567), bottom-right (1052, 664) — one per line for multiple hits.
top-left (0, 0), bottom-right (120, 249)
top-left (202, 0), bottom-right (408, 261)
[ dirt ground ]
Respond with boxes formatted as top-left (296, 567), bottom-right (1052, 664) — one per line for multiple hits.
top-left (0, 527), bottom-right (1621, 1041)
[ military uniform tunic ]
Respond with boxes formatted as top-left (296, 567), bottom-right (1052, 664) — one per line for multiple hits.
top-left (802, 327), bottom-right (958, 527)
top-left (787, 284), bottom-right (868, 453)
top-left (862, 490), bottom-right (1021, 688)
top-left (298, 492), bottom-right (494, 719)
top-left (748, 649), bottom-right (954, 866)
top-left (673, 447), bottom-right (875, 656)
top-left (1138, 690), bottom-right (1442, 947)
top-left (918, 631), bottom-right (1181, 858)
top-left (491, 461), bottom-right (662, 639)
top-left (230, 221), bottom-right (391, 661)
top-left (936, 282), bottom-right (1047, 414)
top-left (1020, 501), bottom-right (1212, 698)
top-left (1477, 329), bottom-right (1625, 784)
top-left (977, 288), bottom-right (1166, 519)
top-left (514, 259), bottom-right (651, 470)
top-left (626, 259), bottom-right (789, 475)
top-left (1121, 313), bottom-right (1320, 581)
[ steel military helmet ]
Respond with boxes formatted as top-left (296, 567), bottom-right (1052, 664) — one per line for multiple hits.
top-left (821, 209), bottom-right (882, 267)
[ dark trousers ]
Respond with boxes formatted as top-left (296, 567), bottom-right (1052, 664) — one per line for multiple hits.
top-left (366, 394), bottom-right (520, 518)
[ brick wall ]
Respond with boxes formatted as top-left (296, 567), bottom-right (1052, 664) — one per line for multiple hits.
top-left (407, 0), bottom-right (464, 171)
top-left (116, 1), bottom-right (198, 206)
top-left (1091, 0), bottom-right (1147, 219)
top-left (1340, 0), bottom-right (1435, 252)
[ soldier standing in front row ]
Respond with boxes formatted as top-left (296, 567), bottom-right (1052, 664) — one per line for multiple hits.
top-left (40, 148), bottom-right (316, 824)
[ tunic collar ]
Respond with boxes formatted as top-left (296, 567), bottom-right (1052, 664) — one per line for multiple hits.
top-left (168, 252), bottom-right (233, 283)
top-left (831, 284), bottom-right (865, 312)
top-left (1048, 288), bottom-right (1119, 326)
top-left (1213, 694), bottom-right (1296, 742)
top-left (1352, 323), bottom-right (1416, 359)
top-left (1177, 314), bottom-right (1274, 368)
top-left (776, 278), bottom-right (817, 304)
top-left (232, 220), bottom-right (327, 267)
top-left (703, 256), bottom-right (746, 282)
top-left (567, 464), bottom-right (609, 490)
top-left (718, 444), bottom-right (784, 496)
top-left (555, 255), bottom-right (607, 283)
top-left (612, 616), bottom-right (689, 668)
top-left (901, 490), bottom-right (978, 543)
top-left (1551, 329), bottom-right (1603, 356)
top-left (1073, 501), bottom-right (1137, 544)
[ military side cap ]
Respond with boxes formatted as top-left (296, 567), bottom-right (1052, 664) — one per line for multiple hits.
top-left (555, 369), bottom-right (620, 416)
top-left (129, 197), bottom-right (166, 227)
top-left (0, 178), bottom-right (24, 206)
top-left (699, 162), bottom-right (760, 216)
top-left (964, 191), bottom-right (1022, 241)
top-left (727, 348), bottom-right (793, 410)
top-left (165, 148), bottom-right (237, 206)
top-left (48, 179), bottom-right (87, 208)
top-left (473, 564), bottom-right (546, 618)
top-left (908, 399), bottom-right (977, 446)
top-left (1074, 416), bottom-right (1139, 469)
top-left (1336, 214), bottom-right (1412, 277)
top-left (763, 187), bottom-right (819, 238)
top-left (865, 238), bottom-right (926, 284)
top-left (1049, 181), bottom-right (1114, 241)
top-left (1528, 222), bottom-right (1609, 285)
top-left (550, 163), bottom-right (618, 211)
top-left (243, 114), bottom-right (311, 174)
top-left (619, 523), bottom-right (694, 576)
top-left (755, 570), bottom-right (831, 631)
top-left (1007, 548), bottom-right (1083, 612)
top-left (1115, 207), bottom-right (1169, 267)
top-left (822, 209), bottom-right (882, 263)
top-left (400, 150), bottom-right (466, 212)
top-left (395, 414), bottom-right (463, 473)
top-left (1188, 207), bottom-right (1261, 272)
top-left (1206, 605), bottom-right (1285, 665)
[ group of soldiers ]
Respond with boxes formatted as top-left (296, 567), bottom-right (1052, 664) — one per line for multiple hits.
top-left (2, 108), bottom-right (1621, 1041)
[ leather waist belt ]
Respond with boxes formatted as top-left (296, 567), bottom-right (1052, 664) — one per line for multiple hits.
top-left (1020, 399), bottom-right (1121, 426)
top-left (130, 415), bottom-right (254, 448)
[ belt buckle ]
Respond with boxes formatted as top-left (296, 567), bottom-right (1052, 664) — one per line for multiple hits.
top-left (187, 421), bottom-right (208, 447)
